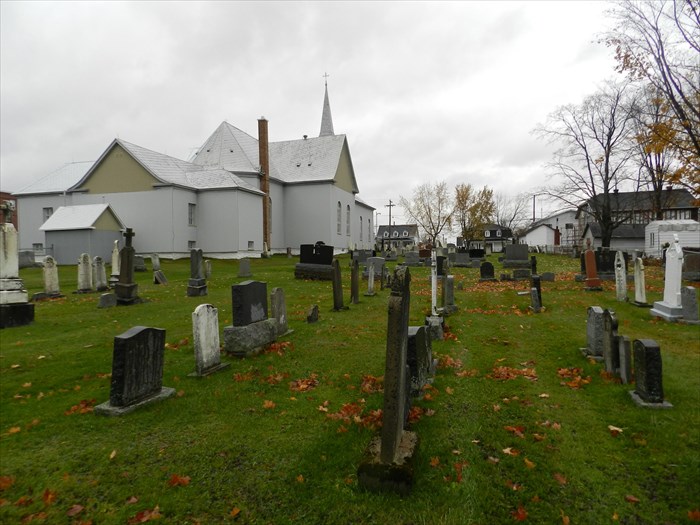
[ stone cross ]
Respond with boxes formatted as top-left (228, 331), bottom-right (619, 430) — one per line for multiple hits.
top-left (115, 229), bottom-right (140, 305)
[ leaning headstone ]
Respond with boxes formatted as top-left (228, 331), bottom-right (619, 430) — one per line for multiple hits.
top-left (271, 287), bottom-right (292, 336)
top-left (614, 251), bottom-right (627, 302)
top-left (350, 259), bottom-right (360, 304)
top-left (224, 280), bottom-right (277, 357)
top-left (189, 304), bottom-right (230, 377)
top-left (331, 259), bottom-right (347, 311)
top-left (681, 286), bottom-right (699, 324)
top-left (581, 306), bottom-right (605, 360)
top-left (94, 326), bottom-right (175, 415)
top-left (306, 304), bottom-right (319, 323)
top-left (76, 253), bottom-right (93, 293)
top-left (650, 235), bottom-right (684, 321)
top-left (153, 269), bottom-right (168, 285)
top-left (133, 255), bottom-right (147, 272)
top-left (479, 262), bottom-right (496, 282)
top-left (629, 339), bottom-right (672, 409)
top-left (109, 240), bottom-right (120, 287)
top-left (115, 228), bottom-right (141, 305)
top-left (618, 335), bottom-right (632, 385)
top-left (358, 266), bottom-right (417, 495)
top-left (0, 201), bottom-right (34, 328)
top-left (633, 257), bottom-right (650, 307)
top-left (204, 260), bottom-right (212, 279)
top-left (238, 258), bottom-right (252, 278)
top-left (42, 256), bottom-right (62, 297)
top-left (601, 310), bottom-right (620, 375)
top-left (584, 241), bottom-right (602, 291)
top-left (187, 249), bottom-right (208, 297)
top-left (97, 293), bottom-right (117, 309)
top-left (530, 287), bottom-right (542, 314)
top-left (407, 325), bottom-right (435, 397)
top-left (151, 253), bottom-right (161, 272)
top-left (93, 256), bottom-right (109, 291)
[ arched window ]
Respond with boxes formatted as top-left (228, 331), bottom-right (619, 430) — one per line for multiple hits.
top-left (346, 205), bottom-right (351, 236)
top-left (337, 202), bottom-right (342, 235)
top-left (360, 217), bottom-right (363, 241)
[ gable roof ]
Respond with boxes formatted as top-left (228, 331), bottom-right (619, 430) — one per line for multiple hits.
top-left (582, 222), bottom-right (646, 239)
top-left (40, 203), bottom-right (125, 231)
top-left (580, 189), bottom-right (697, 216)
top-left (376, 224), bottom-right (419, 238)
top-left (269, 134), bottom-right (350, 185)
top-left (14, 161), bottom-right (95, 196)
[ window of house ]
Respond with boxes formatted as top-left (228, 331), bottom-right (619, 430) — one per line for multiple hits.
top-left (337, 202), bottom-right (342, 235)
top-left (346, 205), bottom-right (351, 236)
top-left (496, 230), bottom-right (502, 237)
top-left (383, 231), bottom-right (389, 238)
top-left (403, 230), bottom-right (408, 237)
top-left (392, 230), bottom-right (399, 237)
top-left (360, 217), bottom-right (363, 241)
top-left (42, 207), bottom-right (53, 223)
top-left (188, 203), bottom-right (196, 226)
top-left (649, 232), bottom-right (655, 247)
top-left (32, 243), bottom-right (43, 252)
top-left (485, 231), bottom-right (490, 237)
top-left (188, 241), bottom-right (196, 250)
top-left (565, 223), bottom-right (574, 229)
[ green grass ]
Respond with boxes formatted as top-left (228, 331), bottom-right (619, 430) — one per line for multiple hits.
top-left (1, 254), bottom-right (698, 524)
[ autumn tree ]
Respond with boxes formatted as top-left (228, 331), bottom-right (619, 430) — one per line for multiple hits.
top-left (605, 0), bottom-right (700, 192)
top-left (453, 184), bottom-right (495, 249)
top-left (399, 180), bottom-right (453, 247)
top-left (534, 80), bottom-right (639, 248)
top-left (493, 192), bottom-right (531, 236)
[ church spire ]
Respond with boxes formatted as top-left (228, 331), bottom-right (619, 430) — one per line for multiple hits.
top-left (319, 73), bottom-right (334, 137)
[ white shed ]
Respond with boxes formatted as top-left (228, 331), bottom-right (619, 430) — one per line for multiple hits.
top-left (645, 220), bottom-right (700, 257)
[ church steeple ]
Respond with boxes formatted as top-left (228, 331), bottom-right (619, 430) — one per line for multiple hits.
top-left (319, 73), bottom-right (335, 137)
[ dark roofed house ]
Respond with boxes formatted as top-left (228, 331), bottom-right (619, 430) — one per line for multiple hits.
top-left (483, 223), bottom-right (513, 253)
top-left (376, 224), bottom-right (419, 249)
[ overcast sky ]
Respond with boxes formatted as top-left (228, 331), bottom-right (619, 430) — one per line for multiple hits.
top-left (1, 1), bottom-right (619, 224)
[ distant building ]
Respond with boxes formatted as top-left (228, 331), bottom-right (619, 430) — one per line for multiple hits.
top-left (520, 209), bottom-right (578, 251)
top-left (483, 223), bottom-right (513, 253)
top-left (376, 224), bottom-right (419, 249)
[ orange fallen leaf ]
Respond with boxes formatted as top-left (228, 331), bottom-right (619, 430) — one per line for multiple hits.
top-left (126, 496), bottom-right (139, 504)
top-left (625, 494), bottom-right (640, 503)
top-left (503, 447), bottom-right (520, 456)
top-left (66, 504), bottom-right (84, 516)
top-left (296, 474), bottom-right (304, 483)
top-left (263, 400), bottom-right (276, 409)
top-left (553, 472), bottom-right (567, 485)
top-left (608, 425), bottom-right (623, 437)
top-left (128, 505), bottom-right (161, 523)
top-left (42, 488), bottom-right (57, 506)
top-left (688, 509), bottom-right (700, 521)
top-left (0, 476), bottom-right (15, 491)
top-left (230, 507), bottom-right (241, 518)
top-left (445, 387), bottom-right (454, 395)
top-left (532, 433), bottom-right (546, 442)
top-left (511, 504), bottom-right (528, 521)
top-left (8, 427), bottom-right (20, 434)
top-left (430, 456), bottom-right (441, 467)
top-left (168, 474), bottom-right (191, 487)
top-left (560, 509), bottom-right (570, 524)
top-left (524, 458), bottom-right (536, 469)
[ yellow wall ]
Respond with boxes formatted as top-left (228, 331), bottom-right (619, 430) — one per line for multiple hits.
top-left (76, 144), bottom-right (158, 194)
top-left (334, 141), bottom-right (358, 194)
top-left (93, 210), bottom-right (123, 231)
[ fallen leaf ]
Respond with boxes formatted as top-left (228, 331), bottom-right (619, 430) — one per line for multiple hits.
top-left (66, 504), bottom-right (84, 517)
top-left (524, 458), bottom-right (536, 469)
top-left (176, 390), bottom-right (185, 398)
top-left (488, 456), bottom-right (500, 464)
top-left (538, 393), bottom-right (549, 398)
top-left (0, 476), bottom-right (15, 491)
top-left (8, 427), bottom-right (21, 434)
top-left (430, 456), bottom-right (441, 467)
top-left (445, 386), bottom-right (454, 395)
top-left (625, 494), bottom-right (640, 504)
top-left (22, 383), bottom-right (31, 388)
top-left (608, 425), bottom-right (623, 437)
top-left (688, 509), bottom-right (700, 521)
top-left (128, 505), bottom-right (161, 523)
top-left (612, 511), bottom-right (619, 521)
top-left (560, 509), bottom-right (570, 524)
top-left (532, 433), bottom-right (546, 442)
top-left (296, 474), bottom-right (304, 483)
top-left (109, 450), bottom-right (117, 460)
top-left (42, 489), bottom-right (57, 506)
top-left (553, 472), bottom-right (567, 485)
top-left (511, 505), bottom-right (528, 521)
top-left (230, 507), bottom-right (241, 518)
top-left (503, 447), bottom-right (520, 456)
top-left (263, 400), bottom-right (276, 409)
top-left (126, 496), bottom-right (139, 504)
top-left (452, 449), bottom-right (461, 455)
top-left (10, 364), bottom-right (20, 369)
top-left (168, 474), bottom-right (191, 487)
top-left (493, 404), bottom-right (501, 412)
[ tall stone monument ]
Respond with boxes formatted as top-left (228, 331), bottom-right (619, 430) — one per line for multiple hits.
top-left (0, 201), bottom-right (34, 328)
top-left (115, 228), bottom-right (141, 305)
top-left (650, 234), bottom-right (684, 321)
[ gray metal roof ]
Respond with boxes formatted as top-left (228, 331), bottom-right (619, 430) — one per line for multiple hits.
top-left (14, 161), bottom-right (95, 195)
top-left (39, 203), bottom-right (125, 231)
top-left (269, 134), bottom-right (347, 184)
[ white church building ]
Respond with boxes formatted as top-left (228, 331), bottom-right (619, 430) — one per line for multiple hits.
top-left (14, 84), bottom-right (375, 262)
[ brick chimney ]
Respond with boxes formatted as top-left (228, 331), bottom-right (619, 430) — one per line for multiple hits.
top-left (258, 117), bottom-right (270, 250)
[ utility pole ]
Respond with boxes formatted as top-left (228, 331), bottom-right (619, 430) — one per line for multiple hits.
top-left (385, 200), bottom-right (395, 250)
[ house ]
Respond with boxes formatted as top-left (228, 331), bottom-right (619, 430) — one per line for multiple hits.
top-left (645, 220), bottom-right (700, 257)
top-left (14, 82), bottom-right (375, 259)
top-left (375, 224), bottom-right (419, 250)
top-left (521, 209), bottom-right (578, 249)
top-left (581, 223), bottom-right (646, 251)
top-left (39, 203), bottom-right (126, 264)
top-left (483, 223), bottom-right (513, 253)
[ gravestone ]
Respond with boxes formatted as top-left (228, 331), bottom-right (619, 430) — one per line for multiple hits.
top-left (582, 306), bottom-right (605, 360)
top-left (187, 249), bottom-right (208, 297)
top-left (479, 262), bottom-right (496, 282)
top-left (295, 243), bottom-right (335, 280)
top-left (97, 293), bottom-right (117, 309)
top-left (189, 304), bottom-right (230, 377)
top-left (358, 266), bottom-right (417, 495)
top-left (93, 256), bottom-right (109, 291)
top-left (683, 252), bottom-right (700, 281)
top-left (618, 335), bottom-right (632, 385)
top-left (77, 253), bottom-right (93, 293)
top-left (153, 269), bottom-right (168, 285)
top-left (306, 304), bottom-right (319, 323)
top-left (418, 249), bottom-right (431, 260)
top-left (629, 339), bottom-right (672, 408)
top-left (238, 258), bottom-right (252, 278)
top-left (365, 257), bottom-right (386, 281)
top-left (681, 286), bottom-right (699, 324)
top-left (204, 260), bottom-right (212, 279)
top-left (614, 251), bottom-right (627, 302)
top-left (597, 248), bottom-right (621, 281)
top-left (436, 256), bottom-right (447, 277)
top-left (224, 280), bottom-right (277, 357)
top-left (350, 259), bottom-right (360, 304)
top-left (42, 256), bottom-right (62, 297)
top-left (151, 253), bottom-right (161, 272)
top-left (650, 235), bottom-right (684, 321)
top-left (540, 272), bottom-right (555, 282)
top-left (404, 251), bottom-right (421, 267)
top-left (453, 252), bottom-right (471, 268)
top-left (271, 287), bottom-right (292, 336)
top-left (115, 228), bottom-right (141, 305)
top-left (584, 241), bottom-right (602, 291)
top-left (365, 261), bottom-right (377, 297)
top-left (94, 326), bottom-right (175, 415)
top-left (513, 268), bottom-right (531, 280)
top-left (601, 310), bottom-right (620, 375)
top-left (0, 201), bottom-right (34, 328)
top-left (352, 249), bottom-right (372, 266)
top-left (531, 275), bottom-right (542, 307)
top-left (503, 244), bottom-right (530, 268)
top-left (133, 255), bottom-right (147, 272)
top-left (530, 287), bottom-right (541, 314)
top-left (469, 248), bottom-right (485, 260)
top-left (331, 259), bottom-right (347, 311)
top-left (407, 325), bottom-right (435, 397)
top-left (442, 275), bottom-right (457, 315)
top-left (530, 255), bottom-right (537, 275)
top-left (109, 240), bottom-right (120, 287)
top-left (633, 257), bottom-right (650, 307)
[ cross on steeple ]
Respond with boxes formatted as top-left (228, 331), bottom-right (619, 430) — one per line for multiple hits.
top-left (323, 72), bottom-right (330, 86)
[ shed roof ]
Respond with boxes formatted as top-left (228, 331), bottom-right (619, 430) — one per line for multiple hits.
top-left (40, 204), bottom-right (125, 231)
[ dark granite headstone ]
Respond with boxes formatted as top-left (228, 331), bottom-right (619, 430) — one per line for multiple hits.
top-left (350, 259), bottom-right (360, 304)
top-left (683, 252), bottom-right (700, 281)
top-left (602, 310), bottom-right (620, 375)
top-left (232, 281), bottom-right (268, 326)
top-left (115, 228), bottom-right (140, 305)
top-left (436, 256), bottom-right (447, 277)
top-left (331, 259), bottom-right (347, 311)
top-left (631, 339), bottom-right (670, 407)
top-left (479, 262), bottom-right (496, 282)
top-left (530, 256), bottom-right (537, 275)
top-left (407, 325), bottom-right (434, 397)
top-left (133, 255), bottom-right (147, 272)
top-left (531, 275), bottom-right (542, 307)
top-left (295, 243), bottom-right (335, 280)
top-left (187, 249), bottom-right (207, 296)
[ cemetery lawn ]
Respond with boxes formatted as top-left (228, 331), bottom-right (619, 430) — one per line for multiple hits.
top-left (1, 254), bottom-right (698, 525)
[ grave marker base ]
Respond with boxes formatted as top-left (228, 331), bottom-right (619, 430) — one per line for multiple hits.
top-left (579, 348), bottom-right (604, 362)
top-left (357, 431), bottom-right (418, 496)
top-left (94, 387), bottom-right (176, 416)
top-left (223, 318), bottom-right (278, 357)
top-left (0, 303), bottom-right (35, 328)
top-left (628, 391), bottom-right (673, 409)
top-left (649, 302), bottom-right (683, 322)
top-left (188, 362), bottom-right (231, 378)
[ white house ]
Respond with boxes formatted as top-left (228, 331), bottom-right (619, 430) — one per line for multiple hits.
top-left (645, 220), bottom-right (700, 257)
top-left (14, 83), bottom-right (375, 259)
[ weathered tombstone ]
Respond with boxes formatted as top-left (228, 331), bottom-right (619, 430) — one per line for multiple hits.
top-left (153, 270), bottom-right (168, 285)
top-left (582, 306), bottom-right (605, 360)
top-left (365, 257), bottom-right (386, 280)
top-left (633, 257), bottom-right (650, 307)
top-left (618, 335), bottom-right (632, 385)
top-left (629, 339), bottom-right (672, 408)
top-left (352, 249), bottom-right (372, 266)
top-left (503, 244), bottom-right (530, 268)
top-left (306, 304), bottom-right (319, 323)
top-left (189, 304), bottom-right (230, 377)
top-left (232, 280), bottom-right (267, 326)
top-left (271, 287), bottom-right (292, 336)
top-left (151, 253), bottom-right (161, 272)
top-left (365, 262), bottom-right (376, 297)
top-left (238, 258), bottom-right (252, 278)
top-left (530, 287), bottom-right (542, 313)
top-left (97, 293), bottom-right (117, 309)
top-left (436, 256), bottom-right (447, 277)
top-left (358, 266), bottom-right (417, 495)
top-left (614, 251), bottom-right (627, 302)
top-left (443, 275), bottom-right (457, 314)
top-left (204, 260), bottom-right (212, 279)
top-left (0, 201), bottom-right (34, 328)
top-left (350, 259), bottom-right (360, 304)
top-left (650, 235), bottom-right (684, 321)
top-left (404, 251), bottom-right (421, 267)
top-left (584, 241), bottom-right (602, 291)
top-left (331, 259), bottom-right (347, 311)
top-left (294, 243), bottom-right (335, 280)
top-left (681, 286), bottom-right (699, 324)
top-left (540, 272), bottom-right (555, 282)
top-left (93, 256), bottom-right (109, 291)
top-left (76, 253), bottom-right (93, 293)
top-left (531, 275), bottom-right (542, 307)
top-left (601, 310), bottom-right (620, 375)
top-left (407, 325), bottom-right (435, 397)
top-left (683, 251), bottom-right (700, 281)
top-left (479, 262), bottom-right (496, 282)
top-left (115, 228), bottom-right (140, 305)
top-left (133, 255), bottom-right (147, 272)
top-left (109, 240), bottom-right (120, 287)
top-left (513, 268), bottom-right (531, 280)
top-left (530, 255), bottom-right (537, 275)
top-left (453, 252), bottom-right (471, 268)
top-left (42, 256), bottom-right (62, 297)
top-left (187, 249), bottom-right (208, 297)
top-left (94, 326), bottom-right (175, 415)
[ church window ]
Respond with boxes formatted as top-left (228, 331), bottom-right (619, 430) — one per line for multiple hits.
top-left (360, 217), bottom-right (363, 241)
top-left (188, 203), bottom-right (196, 226)
top-left (42, 207), bottom-right (53, 223)
top-left (337, 202), bottom-right (342, 235)
top-left (346, 205), bottom-right (351, 236)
